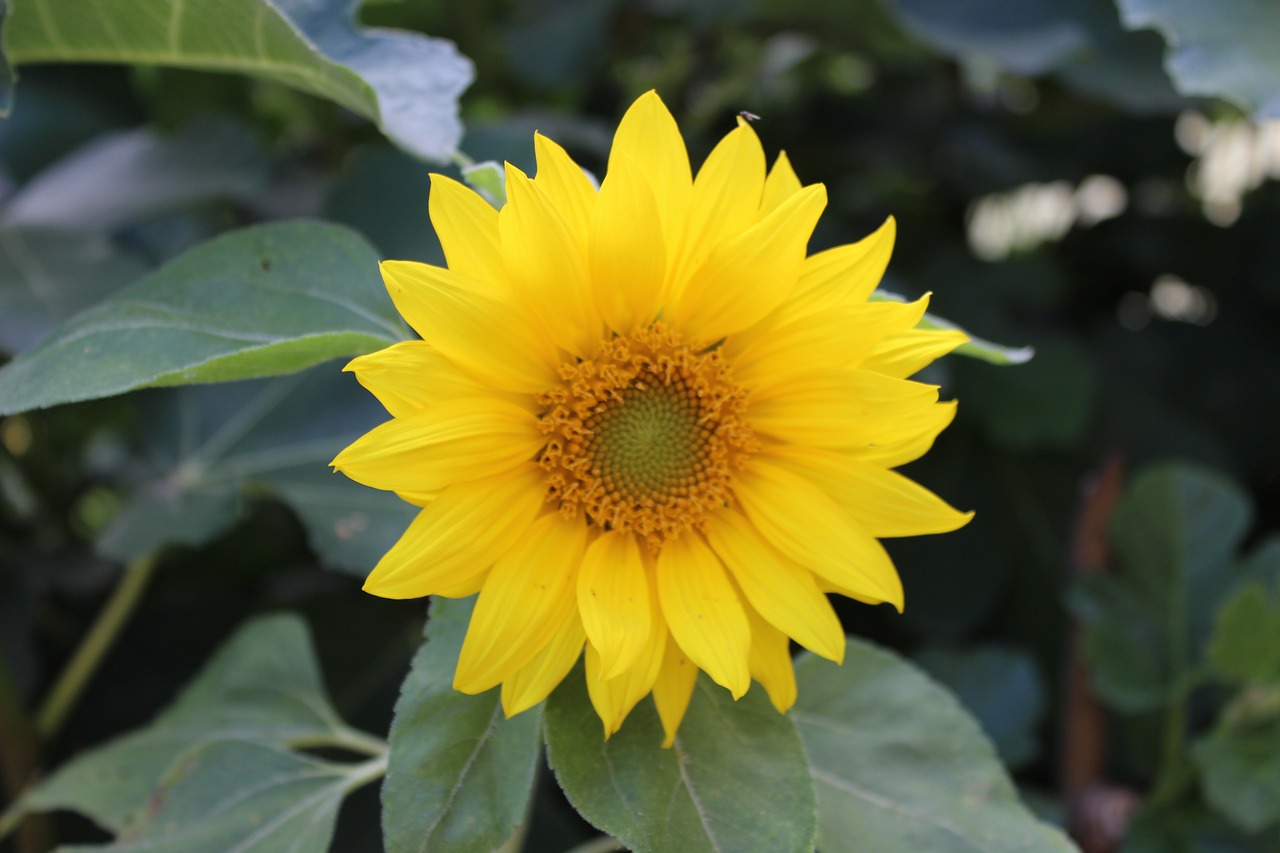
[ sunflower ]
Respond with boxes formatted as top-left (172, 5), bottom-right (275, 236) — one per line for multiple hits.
top-left (332, 91), bottom-right (972, 745)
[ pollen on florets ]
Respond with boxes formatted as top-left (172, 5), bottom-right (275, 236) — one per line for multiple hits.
top-left (536, 323), bottom-right (757, 550)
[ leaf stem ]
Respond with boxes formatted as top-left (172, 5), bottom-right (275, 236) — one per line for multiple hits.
top-left (35, 552), bottom-right (160, 739)
top-left (342, 752), bottom-right (388, 794)
top-left (0, 655), bottom-right (53, 851)
top-left (329, 726), bottom-right (389, 758)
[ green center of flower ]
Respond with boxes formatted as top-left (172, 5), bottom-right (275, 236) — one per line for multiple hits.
top-left (536, 324), bottom-right (756, 549)
top-left (588, 381), bottom-right (708, 501)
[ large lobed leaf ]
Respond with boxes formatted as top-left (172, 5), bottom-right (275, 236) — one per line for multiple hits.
top-left (96, 367), bottom-right (417, 576)
top-left (0, 220), bottom-right (406, 416)
top-left (381, 596), bottom-right (542, 853)
top-left (1072, 463), bottom-right (1252, 711)
top-left (545, 668), bottom-right (817, 853)
top-left (59, 741), bottom-right (374, 853)
top-left (2, 0), bottom-right (473, 160)
top-left (16, 615), bottom-right (373, 838)
top-left (1116, 0), bottom-right (1280, 117)
top-left (543, 634), bottom-right (1068, 853)
top-left (793, 638), bottom-right (1076, 853)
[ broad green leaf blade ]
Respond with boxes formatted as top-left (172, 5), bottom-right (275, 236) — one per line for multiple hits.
top-left (0, 220), bottom-right (405, 415)
top-left (3, 120), bottom-right (267, 232)
top-left (59, 740), bottom-right (375, 853)
top-left (19, 614), bottom-right (370, 834)
top-left (1072, 463), bottom-right (1252, 711)
top-left (914, 645), bottom-right (1046, 769)
top-left (1193, 718), bottom-right (1280, 833)
top-left (545, 669), bottom-right (817, 853)
top-left (887, 0), bottom-right (1090, 75)
top-left (97, 368), bottom-right (417, 576)
top-left (461, 160), bottom-right (508, 208)
top-left (882, 0), bottom-right (1180, 114)
top-left (871, 289), bottom-right (1034, 365)
top-left (3, 0), bottom-right (473, 161)
top-left (382, 597), bottom-right (542, 853)
top-left (1207, 579), bottom-right (1280, 685)
top-left (793, 639), bottom-right (1076, 853)
top-left (0, 227), bottom-right (151, 354)
top-left (1116, 0), bottom-right (1280, 117)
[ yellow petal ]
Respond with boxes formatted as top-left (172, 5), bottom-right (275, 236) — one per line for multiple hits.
top-left (534, 132), bottom-right (596, 250)
top-left (501, 163), bottom-right (600, 357)
top-left (846, 399), bottom-right (958, 469)
top-left (590, 151), bottom-right (667, 335)
top-left (734, 459), bottom-right (904, 610)
top-left (501, 608), bottom-right (585, 717)
top-left (761, 150), bottom-right (802, 214)
top-left (728, 295), bottom-right (929, 387)
top-left (454, 513), bottom-right (586, 693)
top-left (577, 531), bottom-right (652, 680)
top-left (672, 183), bottom-right (826, 342)
top-left (584, 610), bottom-right (667, 738)
top-left (668, 122), bottom-right (766, 291)
top-left (651, 630), bottom-right (698, 748)
top-left (774, 216), bottom-right (895, 326)
top-left (428, 173), bottom-right (504, 283)
top-left (344, 341), bottom-right (528, 418)
top-left (704, 509), bottom-right (844, 662)
top-left (859, 328), bottom-right (969, 378)
top-left (361, 463), bottom-right (546, 599)
top-left (330, 398), bottom-right (544, 495)
top-left (769, 445), bottom-right (974, 538)
top-left (747, 368), bottom-right (939, 449)
top-left (608, 91), bottom-right (691, 268)
top-left (743, 602), bottom-right (797, 713)
top-left (655, 533), bottom-right (750, 698)
top-left (380, 260), bottom-right (560, 394)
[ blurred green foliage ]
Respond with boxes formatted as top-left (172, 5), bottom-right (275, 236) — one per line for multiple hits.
top-left (0, 0), bottom-right (1278, 851)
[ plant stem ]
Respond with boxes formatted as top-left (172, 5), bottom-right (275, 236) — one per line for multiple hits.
top-left (0, 655), bottom-right (54, 851)
top-left (342, 753), bottom-right (388, 794)
top-left (35, 552), bottom-right (159, 739)
top-left (1150, 696), bottom-right (1191, 806)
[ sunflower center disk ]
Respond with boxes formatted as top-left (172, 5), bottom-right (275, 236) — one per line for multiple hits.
top-left (537, 324), bottom-right (757, 549)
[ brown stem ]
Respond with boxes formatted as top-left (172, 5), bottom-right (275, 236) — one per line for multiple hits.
top-left (1062, 454), bottom-right (1138, 853)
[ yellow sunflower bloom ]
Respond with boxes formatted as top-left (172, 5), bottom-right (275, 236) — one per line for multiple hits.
top-left (332, 91), bottom-right (973, 746)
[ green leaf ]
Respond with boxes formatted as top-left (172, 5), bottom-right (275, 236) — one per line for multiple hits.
top-left (3, 0), bottom-right (473, 161)
top-left (883, 0), bottom-right (1180, 114)
top-left (59, 740), bottom-right (381, 853)
top-left (3, 119), bottom-right (267, 232)
top-left (871, 289), bottom-right (1034, 365)
top-left (0, 227), bottom-right (151, 354)
top-left (1194, 718), bottom-right (1280, 833)
top-left (1116, 0), bottom-right (1280, 117)
top-left (793, 639), bottom-right (1075, 853)
top-left (18, 614), bottom-right (377, 834)
top-left (382, 596), bottom-right (542, 853)
top-left (886, 0), bottom-right (1091, 76)
top-left (97, 367), bottom-right (417, 576)
top-left (461, 159), bottom-right (509, 208)
top-left (0, 220), bottom-right (406, 415)
top-left (1124, 804), bottom-right (1280, 853)
top-left (914, 645), bottom-right (1046, 769)
top-left (957, 337), bottom-right (1093, 450)
top-left (1208, 579), bottom-right (1280, 685)
top-left (545, 668), bottom-right (817, 853)
top-left (1072, 463), bottom-right (1252, 711)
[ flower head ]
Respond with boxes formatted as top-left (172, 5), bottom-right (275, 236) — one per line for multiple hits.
top-left (332, 91), bottom-right (972, 745)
